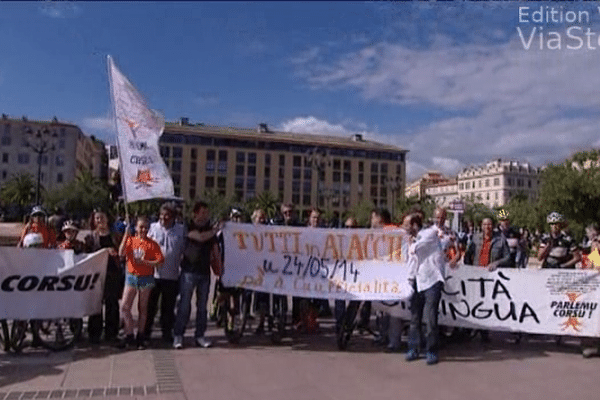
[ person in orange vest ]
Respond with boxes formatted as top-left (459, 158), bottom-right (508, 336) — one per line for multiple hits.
top-left (17, 206), bottom-right (56, 249)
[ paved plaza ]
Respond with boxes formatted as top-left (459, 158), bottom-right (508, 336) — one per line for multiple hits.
top-left (1, 317), bottom-right (599, 400)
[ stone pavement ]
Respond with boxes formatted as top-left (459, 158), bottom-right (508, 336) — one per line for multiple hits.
top-left (1, 317), bottom-right (600, 400)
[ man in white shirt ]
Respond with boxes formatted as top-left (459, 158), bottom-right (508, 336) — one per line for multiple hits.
top-left (144, 202), bottom-right (186, 343)
top-left (405, 212), bottom-right (445, 365)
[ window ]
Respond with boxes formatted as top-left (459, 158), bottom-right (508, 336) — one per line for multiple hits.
top-left (246, 177), bottom-right (256, 191)
top-left (238, 152), bottom-right (247, 163)
top-left (292, 194), bottom-right (300, 204)
top-left (371, 163), bottom-right (378, 173)
top-left (191, 148), bottom-right (197, 159)
top-left (172, 160), bottom-right (182, 172)
top-left (236, 165), bottom-right (244, 175)
top-left (478, 180), bottom-right (482, 188)
top-left (205, 161), bottom-right (215, 174)
top-left (248, 152), bottom-right (256, 164)
top-left (57, 173), bottom-right (63, 183)
top-left (1, 136), bottom-right (11, 146)
top-left (18, 153), bottom-right (30, 164)
top-left (218, 150), bottom-right (227, 161)
top-left (172, 174), bottom-right (181, 186)
top-left (218, 161), bottom-right (227, 175)
top-left (264, 179), bottom-right (270, 191)
top-left (303, 181), bottom-right (311, 193)
top-left (343, 160), bottom-right (351, 171)
top-left (264, 166), bottom-right (271, 177)
top-left (358, 174), bottom-right (363, 184)
top-left (396, 164), bottom-right (402, 175)
top-left (333, 159), bottom-right (341, 170)
top-left (207, 149), bottom-right (216, 161)
top-left (371, 175), bottom-right (378, 184)
top-left (293, 168), bottom-right (301, 179)
top-left (343, 172), bottom-right (351, 183)
top-left (1, 153), bottom-right (7, 163)
top-left (3, 124), bottom-right (10, 135)
top-left (247, 165), bottom-right (256, 176)
top-left (359, 161), bottom-right (364, 172)
top-left (494, 178), bottom-right (500, 186)
top-left (333, 171), bottom-right (341, 182)
top-left (303, 195), bottom-right (311, 206)
top-left (528, 179), bottom-right (532, 188)
top-left (279, 154), bottom-right (285, 165)
top-left (485, 179), bottom-right (489, 187)
top-left (189, 188), bottom-right (196, 199)
top-left (217, 177), bottom-right (226, 189)
top-left (59, 139), bottom-right (65, 149)
top-left (381, 163), bottom-right (388, 174)
top-left (172, 146), bottom-right (182, 158)
top-left (1, 171), bottom-right (6, 179)
top-left (459, 183), bottom-right (464, 190)
top-left (466, 182), bottom-right (470, 189)
top-left (293, 155), bottom-right (302, 167)
top-left (190, 161), bottom-right (197, 173)
top-left (265, 154), bottom-right (271, 166)
top-left (160, 146), bottom-right (170, 158)
top-left (190, 176), bottom-right (196, 186)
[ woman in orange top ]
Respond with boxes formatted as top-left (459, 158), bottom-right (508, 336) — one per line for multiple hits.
top-left (118, 216), bottom-right (164, 349)
top-left (17, 206), bottom-right (56, 248)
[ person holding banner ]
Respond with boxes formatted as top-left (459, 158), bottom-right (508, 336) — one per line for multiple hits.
top-left (405, 212), bottom-right (445, 365)
top-left (17, 206), bottom-right (56, 249)
top-left (57, 220), bottom-right (85, 254)
top-left (538, 212), bottom-right (581, 269)
top-left (118, 216), bottom-right (164, 350)
top-left (144, 202), bottom-right (186, 344)
top-left (85, 210), bottom-right (123, 345)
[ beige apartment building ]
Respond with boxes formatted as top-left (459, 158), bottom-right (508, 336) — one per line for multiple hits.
top-left (425, 179), bottom-right (459, 208)
top-left (0, 114), bottom-right (105, 192)
top-left (152, 120), bottom-right (407, 219)
top-left (457, 159), bottom-right (541, 208)
top-left (405, 171), bottom-right (452, 199)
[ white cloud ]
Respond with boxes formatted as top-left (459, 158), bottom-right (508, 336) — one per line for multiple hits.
top-left (279, 116), bottom-right (356, 137)
top-left (80, 116), bottom-right (114, 142)
top-left (39, 2), bottom-right (81, 19)
top-left (294, 31), bottom-right (600, 175)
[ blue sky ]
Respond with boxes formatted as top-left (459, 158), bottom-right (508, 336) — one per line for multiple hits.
top-left (1, 1), bottom-right (600, 180)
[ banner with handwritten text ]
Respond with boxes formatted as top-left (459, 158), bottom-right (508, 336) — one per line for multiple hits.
top-left (222, 223), bottom-right (413, 301)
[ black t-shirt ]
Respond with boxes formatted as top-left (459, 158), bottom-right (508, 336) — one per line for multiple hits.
top-left (181, 223), bottom-right (216, 276)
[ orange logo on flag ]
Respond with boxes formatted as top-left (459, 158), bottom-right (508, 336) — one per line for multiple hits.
top-left (123, 117), bottom-right (140, 138)
top-left (560, 317), bottom-right (583, 332)
top-left (133, 169), bottom-right (157, 187)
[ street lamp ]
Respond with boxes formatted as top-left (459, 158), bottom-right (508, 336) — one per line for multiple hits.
top-left (25, 126), bottom-right (58, 205)
top-left (304, 147), bottom-right (331, 208)
top-left (384, 176), bottom-right (403, 220)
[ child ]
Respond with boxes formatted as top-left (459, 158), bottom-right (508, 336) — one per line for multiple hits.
top-left (118, 216), bottom-right (164, 350)
top-left (57, 220), bottom-right (85, 254)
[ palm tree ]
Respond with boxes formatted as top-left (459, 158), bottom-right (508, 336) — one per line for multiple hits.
top-left (0, 173), bottom-right (38, 219)
top-left (246, 191), bottom-right (279, 220)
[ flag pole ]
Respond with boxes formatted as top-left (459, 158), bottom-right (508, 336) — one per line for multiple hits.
top-left (106, 55), bottom-right (130, 224)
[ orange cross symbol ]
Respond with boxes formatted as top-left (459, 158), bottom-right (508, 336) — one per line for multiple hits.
top-left (560, 317), bottom-right (583, 332)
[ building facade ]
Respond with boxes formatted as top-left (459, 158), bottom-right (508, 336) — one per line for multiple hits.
top-left (405, 171), bottom-right (451, 199)
top-left (457, 159), bottom-right (541, 208)
top-left (425, 180), bottom-right (459, 208)
top-left (155, 120), bottom-right (407, 219)
top-left (0, 114), bottom-right (105, 193)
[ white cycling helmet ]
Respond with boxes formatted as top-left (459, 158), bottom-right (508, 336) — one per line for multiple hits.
top-left (547, 211), bottom-right (564, 224)
top-left (23, 233), bottom-right (44, 248)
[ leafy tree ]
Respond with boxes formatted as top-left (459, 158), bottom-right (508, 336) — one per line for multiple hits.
top-left (245, 191), bottom-right (279, 221)
top-left (463, 200), bottom-right (495, 227)
top-left (537, 151), bottom-right (600, 240)
top-left (0, 173), bottom-right (38, 220)
top-left (198, 189), bottom-right (237, 222)
top-left (346, 198), bottom-right (375, 227)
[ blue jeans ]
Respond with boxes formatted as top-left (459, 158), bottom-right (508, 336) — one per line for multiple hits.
top-left (174, 272), bottom-right (210, 338)
top-left (408, 281), bottom-right (443, 354)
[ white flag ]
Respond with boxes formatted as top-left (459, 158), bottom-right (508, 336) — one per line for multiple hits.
top-left (107, 56), bottom-right (174, 203)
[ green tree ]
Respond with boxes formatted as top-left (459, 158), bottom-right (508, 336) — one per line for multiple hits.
top-left (346, 199), bottom-right (375, 227)
top-left (0, 173), bottom-right (38, 219)
top-left (537, 151), bottom-right (600, 240)
top-left (245, 191), bottom-right (279, 220)
top-left (199, 189), bottom-right (237, 222)
top-left (463, 200), bottom-right (495, 227)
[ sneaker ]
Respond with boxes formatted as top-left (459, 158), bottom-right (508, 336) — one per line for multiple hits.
top-left (195, 337), bottom-right (212, 348)
top-left (582, 347), bottom-right (599, 358)
top-left (117, 334), bottom-right (135, 350)
top-left (426, 352), bottom-right (439, 365)
top-left (405, 349), bottom-right (419, 361)
top-left (173, 336), bottom-right (183, 349)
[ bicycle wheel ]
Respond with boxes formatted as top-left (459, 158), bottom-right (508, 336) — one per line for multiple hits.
top-left (31, 318), bottom-right (82, 351)
top-left (224, 291), bottom-right (249, 344)
top-left (8, 320), bottom-right (28, 353)
top-left (0, 320), bottom-right (10, 352)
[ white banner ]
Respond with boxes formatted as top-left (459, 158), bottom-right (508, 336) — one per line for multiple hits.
top-left (222, 224), bottom-right (600, 337)
top-left (108, 55), bottom-right (174, 203)
top-left (0, 248), bottom-right (108, 319)
top-left (222, 223), bottom-right (414, 301)
top-left (373, 266), bottom-right (600, 337)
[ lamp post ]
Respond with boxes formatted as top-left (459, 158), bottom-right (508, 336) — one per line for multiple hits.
top-left (25, 126), bottom-right (58, 205)
top-left (304, 147), bottom-right (331, 211)
top-left (385, 176), bottom-right (403, 220)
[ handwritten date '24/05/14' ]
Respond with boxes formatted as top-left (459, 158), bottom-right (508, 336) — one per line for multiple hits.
top-left (262, 255), bottom-right (360, 283)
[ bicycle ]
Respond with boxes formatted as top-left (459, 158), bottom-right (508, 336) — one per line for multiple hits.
top-left (0, 318), bottom-right (82, 352)
top-left (216, 282), bottom-right (252, 344)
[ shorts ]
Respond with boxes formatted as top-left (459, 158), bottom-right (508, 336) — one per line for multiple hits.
top-left (125, 273), bottom-right (155, 290)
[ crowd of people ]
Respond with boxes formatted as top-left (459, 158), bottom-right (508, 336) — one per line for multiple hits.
top-left (11, 200), bottom-right (600, 362)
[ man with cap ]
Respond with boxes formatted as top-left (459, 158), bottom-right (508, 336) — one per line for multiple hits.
top-left (18, 206), bottom-right (56, 248)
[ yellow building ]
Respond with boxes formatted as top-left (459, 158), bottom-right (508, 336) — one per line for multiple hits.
top-left (0, 114), bottom-right (105, 192)
top-left (159, 120), bottom-right (408, 219)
